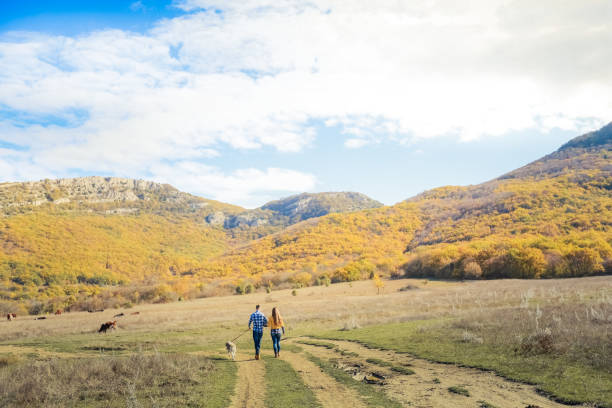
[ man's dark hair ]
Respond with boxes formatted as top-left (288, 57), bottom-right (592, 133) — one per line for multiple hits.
top-left (256, 304), bottom-right (260, 309)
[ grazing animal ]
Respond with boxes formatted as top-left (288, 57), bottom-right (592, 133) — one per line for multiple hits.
top-left (225, 341), bottom-right (237, 360)
top-left (55, 310), bottom-right (62, 315)
top-left (7, 313), bottom-right (16, 321)
top-left (113, 312), bottom-right (125, 318)
top-left (98, 321), bottom-right (117, 333)
top-left (130, 312), bottom-right (140, 315)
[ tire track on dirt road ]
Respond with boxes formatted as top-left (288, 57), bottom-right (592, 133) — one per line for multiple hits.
top-left (282, 350), bottom-right (367, 408)
top-left (228, 352), bottom-right (266, 408)
top-left (295, 338), bottom-right (589, 408)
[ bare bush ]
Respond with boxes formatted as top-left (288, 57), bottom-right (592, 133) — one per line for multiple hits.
top-left (519, 328), bottom-right (554, 355)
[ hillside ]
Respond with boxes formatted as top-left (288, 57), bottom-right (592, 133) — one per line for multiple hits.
top-left (0, 178), bottom-right (383, 313)
top-left (1, 124), bottom-right (611, 313)
top-left (199, 123), bottom-right (612, 287)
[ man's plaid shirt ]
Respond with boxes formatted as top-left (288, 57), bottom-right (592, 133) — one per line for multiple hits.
top-left (249, 310), bottom-right (268, 333)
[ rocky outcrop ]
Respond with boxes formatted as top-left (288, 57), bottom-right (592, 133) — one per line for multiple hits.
top-left (205, 211), bottom-right (226, 226)
top-left (206, 192), bottom-right (383, 229)
top-left (0, 177), bottom-right (231, 216)
top-left (261, 192), bottom-right (383, 223)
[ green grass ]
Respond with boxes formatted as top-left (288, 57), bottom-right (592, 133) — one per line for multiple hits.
top-left (477, 401), bottom-right (499, 408)
top-left (200, 357), bottom-right (238, 408)
top-left (3, 324), bottom-right (245, 356)
top-left (306, 353), bottom-right (402, 408)
top-left (280, 343), bottom-right (304, 353)
top-left (314, 320), bottom-right (612, 407)
top-left (365, 358), bottom-right (392, 367)
top-left (296, 340), bottom-right (339, 350)
top-left (390, 365), bottom-right (415, 375)
top-left (264, 355), bottom-right (322, 408)
top-left (365, 357), bottom-right (414, 375)
top-left (296, 339), bottom-right (359, 357)
top-left (448, 385), bottom-right (470, 396)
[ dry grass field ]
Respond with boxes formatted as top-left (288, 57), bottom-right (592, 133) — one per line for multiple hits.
top-left (1, 276), bottom-right (611, 407)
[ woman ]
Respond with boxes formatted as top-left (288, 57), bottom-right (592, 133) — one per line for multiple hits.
top-left (269, 307), bottom-right (285, 357)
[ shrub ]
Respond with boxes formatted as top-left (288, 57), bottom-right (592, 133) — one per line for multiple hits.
top-left (291, 272), bottom-right (312, 288)
top-left (316, 274), bottom-right (331, 287)
top-left (560, 248), bottom-right (604, 277)
top-left (463, 262), bottom-right (482, 279)
top-left (519, 328), bottom-right (554, 355)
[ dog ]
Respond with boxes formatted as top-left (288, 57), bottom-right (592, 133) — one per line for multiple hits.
top-left (98, 321), bottom-right (117, 333)
top-left (225, 341), bottom-right (237, 360)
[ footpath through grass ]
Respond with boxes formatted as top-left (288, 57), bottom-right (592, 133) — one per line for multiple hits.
top-left (264, 355), bottom-right (321, 408)
top-left (315, 320), bottom-right (612, 407)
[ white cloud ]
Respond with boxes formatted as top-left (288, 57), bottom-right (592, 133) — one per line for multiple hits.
top-left (344, 138), bottom-right (369, 149)
top-left (150, 162), bottom-right (317, 207)
top-left (0, 0), bottom-right (610, 202)
top-left (130, 1), bottom-right (146, 12)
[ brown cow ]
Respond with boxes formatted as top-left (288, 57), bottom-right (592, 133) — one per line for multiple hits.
top-left (7, 313), bottom-right (16, 321)
top-left (98, 321), bottom-right (117, 333)
top-left (55, 310), bottom-right (62, 315)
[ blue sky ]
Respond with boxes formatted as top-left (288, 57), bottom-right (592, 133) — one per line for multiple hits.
top-left (0, 1), bottom-right (610, 207)
top-left (0, 1), bottom-right (183, 34)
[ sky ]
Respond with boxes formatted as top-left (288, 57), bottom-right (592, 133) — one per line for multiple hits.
top-left (0, 1), bottom-right (610, 208)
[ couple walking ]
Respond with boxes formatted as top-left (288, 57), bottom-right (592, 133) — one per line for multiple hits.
top-left (248, 304), bottom-right (285, 360)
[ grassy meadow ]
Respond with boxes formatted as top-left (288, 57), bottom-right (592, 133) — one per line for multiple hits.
top-left (0, 276), bottom-right (610, 407)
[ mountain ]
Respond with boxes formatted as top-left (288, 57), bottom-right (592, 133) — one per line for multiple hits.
top-left (261, 192), bottom-right (382, 221)
top-left (205, 192), bottom-right (382, 232)
top-left (558, 122), bottom-right (612, 150)
top-left (0, 178), bottom-right (383, 313)
top-left (1, 124), bottom-right (610, 314)
top-left (201, 123), bottom-right (612, 285)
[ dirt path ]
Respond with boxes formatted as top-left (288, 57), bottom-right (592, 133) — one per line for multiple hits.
top-left (282, 350), bottom-right (367, 408)
top-left (291, 338), bottom-right (587, 408)
top-left (228, 352), bottom-right (266, 408)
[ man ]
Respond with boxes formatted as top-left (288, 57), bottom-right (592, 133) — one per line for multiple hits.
top-left (248, 304), bottom-right (268, 360)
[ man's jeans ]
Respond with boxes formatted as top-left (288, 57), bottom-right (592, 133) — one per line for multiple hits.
top-left (253, 330), bottom-right (263, 354)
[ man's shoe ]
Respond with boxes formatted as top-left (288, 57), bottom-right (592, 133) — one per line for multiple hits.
top-left (255, 353), bottom-right (260, 360)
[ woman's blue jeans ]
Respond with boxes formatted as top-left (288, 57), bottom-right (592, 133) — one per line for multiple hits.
top-left (271, 332), bottom-right (281, 353)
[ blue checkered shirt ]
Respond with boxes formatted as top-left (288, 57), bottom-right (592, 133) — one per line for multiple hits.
top-left (249, 311), bottom-right (267, 333)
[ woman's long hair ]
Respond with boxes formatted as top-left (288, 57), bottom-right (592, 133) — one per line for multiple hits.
top-left (271, 307), bottom-right (282, 326)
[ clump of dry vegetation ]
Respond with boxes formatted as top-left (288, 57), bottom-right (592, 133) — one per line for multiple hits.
top-left (0, 352), bottom-right (214, 407)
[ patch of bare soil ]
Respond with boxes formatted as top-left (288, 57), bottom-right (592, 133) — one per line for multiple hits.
top-left (282, 350), bottom-right (367, 408)
top-left (293, 338), bottom-right (588, 408)
top-left (228, 351), bottom-right (266, 408)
